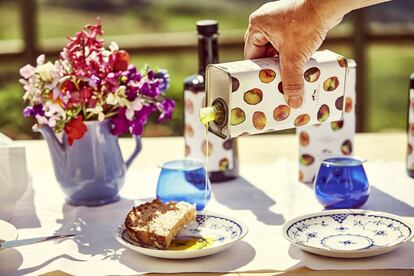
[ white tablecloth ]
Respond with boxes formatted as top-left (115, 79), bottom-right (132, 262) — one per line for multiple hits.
top-left (1, 157), bottom-right (414, 275)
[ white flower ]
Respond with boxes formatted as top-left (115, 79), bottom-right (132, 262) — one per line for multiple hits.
top-left (106, 86), bottom-right (127, 106)
top-left (109, 41), bottom-right (119, 52)
top-left (86, 106), bottom-right (105, 122)
top-left (35, 114), bottom-right (48, 126)
top-left (36, 54), bottom-right (45, 65)
top-left (89, 51), bottom-right (99, 62)
top-left (125, 98), bottom-right (145, 120)
top-left (103, 42), bottom-right (119, 57)
top-left (115, 85), bottom-right (126, 96)
top-left (106, 93), bottom-right (118, 105)
top-left (44, 102), bottom-right (66, 120)
top-left (36, 62), bottom-right (56, 82)
top-left (47, 116), bottom-right (57, 128)
top-left (20, 77), bottom-right (39, 101)
top-left (19, 64), bottom-right (35, 79)
top-left (98, 112), bottom-right (105, 122)
top-left (119, 98), bottom-right (130, 107)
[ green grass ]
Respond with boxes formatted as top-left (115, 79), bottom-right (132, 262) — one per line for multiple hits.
top-left (0, 0), bottom-right (264, 40)
top-left (367, 45), bottom-right (414, 132)
top-left (0, 82), bottom-right (33, 139)
top-left (0, 3), bottom-right (20, 40)
top-left (37, 0), bottom-right (264, 40)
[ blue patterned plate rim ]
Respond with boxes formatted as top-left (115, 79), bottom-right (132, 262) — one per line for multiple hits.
top-left (115, 211), bottom-right (248, 252)
top-left (282, 209), bottom-right (414, 253)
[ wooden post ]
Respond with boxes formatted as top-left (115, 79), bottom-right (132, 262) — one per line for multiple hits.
top-left (18, 0), bottom-right (38, 63)
top-left (352, 9), bottom-right (367, 132)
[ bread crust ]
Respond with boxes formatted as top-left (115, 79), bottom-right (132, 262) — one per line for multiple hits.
top-left (124, 199), bottom-right (196, 249)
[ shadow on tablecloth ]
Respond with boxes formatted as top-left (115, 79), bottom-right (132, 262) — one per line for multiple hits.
top-left (10, 173), bottom-right (41, 229)
top-left (118, 240), bottom-right (256, 273)
top-left (8, 254), bottom-right (85, 276)
top-left (287, 241), bottom-right (414, 270)
top-left (52, 197), bottom-right (137, 260)
top-left (364, 186), bottom-right (414, 217)
top-left (0, 248), bottom-right (23, 273)
top-left (300, 181), bottom-right (414, 216)
top-left (50, 196), bottom-right (256, 273)
top-left (213, 176), bottom-right (285, 226)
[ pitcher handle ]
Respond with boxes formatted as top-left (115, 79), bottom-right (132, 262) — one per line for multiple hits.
top-left (125, 136), bottom-right (142, 169)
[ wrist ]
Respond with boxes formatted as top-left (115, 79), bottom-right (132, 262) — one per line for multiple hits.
top-left (305, 0), bottom-right (350, 32)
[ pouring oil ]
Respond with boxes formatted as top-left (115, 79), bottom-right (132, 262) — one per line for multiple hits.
top-left (203, 123), bottom-right (209, 218)
top-left (184, 20), bottom-right (238, 185)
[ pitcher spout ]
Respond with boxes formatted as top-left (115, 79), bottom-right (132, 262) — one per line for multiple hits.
top-left (33, 125), bottom-right (66, 169)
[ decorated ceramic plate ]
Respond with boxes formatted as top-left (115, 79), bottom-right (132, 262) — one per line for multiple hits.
top-left (282, 209), bottom-right (414, 258)
top-left (0, 219), bottom-right (18, 253)
top-left (115, 211), bottom-right (248, 259)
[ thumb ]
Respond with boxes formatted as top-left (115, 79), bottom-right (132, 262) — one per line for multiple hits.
top-left (279, 51), bottom-right (305, 108)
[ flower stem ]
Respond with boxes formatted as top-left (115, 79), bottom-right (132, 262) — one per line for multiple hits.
top-left (105, 111), bottom-right (119, 119)
top-left (85, 112), bottom-right (95, 120)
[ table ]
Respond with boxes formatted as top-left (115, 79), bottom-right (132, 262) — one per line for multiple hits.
top-left (1, 133), bottom-right (413, 275)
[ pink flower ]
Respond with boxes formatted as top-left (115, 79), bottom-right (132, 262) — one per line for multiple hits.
top-left (61, 19), bottom-right (105, 79)
top-left (19, 64), bottom-right (35, 79)
top-left (20, 19), bottom-right (176, 142)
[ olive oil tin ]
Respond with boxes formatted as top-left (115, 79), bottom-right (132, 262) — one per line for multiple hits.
top-left (205, 50), bottom-right (351, 139)
top-left (297, 60), bottom-right (356, 183)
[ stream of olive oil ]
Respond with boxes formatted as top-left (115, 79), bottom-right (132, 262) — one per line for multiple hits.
top-left (203, 123), bottom-right (209, 218)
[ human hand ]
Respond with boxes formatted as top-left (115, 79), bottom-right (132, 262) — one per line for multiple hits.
top-left (244, 0), bottom-right (345, 108)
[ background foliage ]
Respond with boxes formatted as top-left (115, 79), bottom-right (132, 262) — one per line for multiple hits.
top-left (0, 0), bottom-right (413, 139)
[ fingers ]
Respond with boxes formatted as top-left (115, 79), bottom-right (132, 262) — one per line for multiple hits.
top-left (265, 44), bottom-right (279, 57)
top-left (245, 27), bottom-right (305, 108)
top-left (279, 51), bottom-right (305, 108)
top-left (245, 28), bottom-right (305, 108)
top-left (244, 30), bottom-right (269, 60)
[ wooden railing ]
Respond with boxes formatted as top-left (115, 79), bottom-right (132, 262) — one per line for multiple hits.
top-left (3, 0), bottom-right (414, 132)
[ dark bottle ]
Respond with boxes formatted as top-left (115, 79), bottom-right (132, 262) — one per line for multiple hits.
top-left (183, 20), bottom-right (239, 183)
top-left (407, 73), bottom-right (414, 177)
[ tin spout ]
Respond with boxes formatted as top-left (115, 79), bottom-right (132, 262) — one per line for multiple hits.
top-left (200, 106), bottom-right (217, 124)
top-left (200, 98), bottom-right (227, 128)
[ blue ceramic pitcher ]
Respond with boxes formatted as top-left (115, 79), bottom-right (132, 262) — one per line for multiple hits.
top-left (36, 120), bottom-right (141, 206)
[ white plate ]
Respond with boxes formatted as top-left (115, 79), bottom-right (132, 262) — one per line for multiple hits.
top-left (115, 211), bottom-right (248, 259)
top-left (282, 209), bottom-right (414, 258)
top-left (0, 219), bottom-right (18, 253)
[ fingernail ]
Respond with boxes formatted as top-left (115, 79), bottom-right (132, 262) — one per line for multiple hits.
top-left (287, 96), bottom-right (303, 108)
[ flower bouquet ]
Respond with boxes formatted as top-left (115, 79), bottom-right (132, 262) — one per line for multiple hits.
top-left (20, 19), bottom-right (175, 145)
top-left (18, 20), bottom-right (175, 206)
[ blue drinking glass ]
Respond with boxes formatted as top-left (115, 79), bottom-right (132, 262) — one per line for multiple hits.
top-left (314, 157), bottom-right (370, 209)
top-left (156, 159), bottom-right (211, 211)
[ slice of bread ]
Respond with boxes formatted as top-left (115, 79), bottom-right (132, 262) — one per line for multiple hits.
top-left (124, 199), bottom-right (196, 249)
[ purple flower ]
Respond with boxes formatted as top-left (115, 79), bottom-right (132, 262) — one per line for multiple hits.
top-left (125, 87), bottom-right (138, 101)
top-left (110, 108), bottom-right (130, 136)
top-left (147, 69), bottom-right (155, 80)
top-left (157, 98), bottom-right (175, 123)
top-left (130, 105), bottom-right (154, 135)
top-left (155, 69), bottom-right (170, 93)
top-left (88, 75), bottom-right (101, 89)
top-left (127, 64), bottom-right (137, 74)
top-left (138, 79), bottom-right (160, 98)
top-left (130, 121), bottom-right (144, 136)
top-left (23, 104), bottom-right (44, 117)
top-left (126, 65), bottom-right (141, 82)
top-left (23, 107), bottom-right (33, 117)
